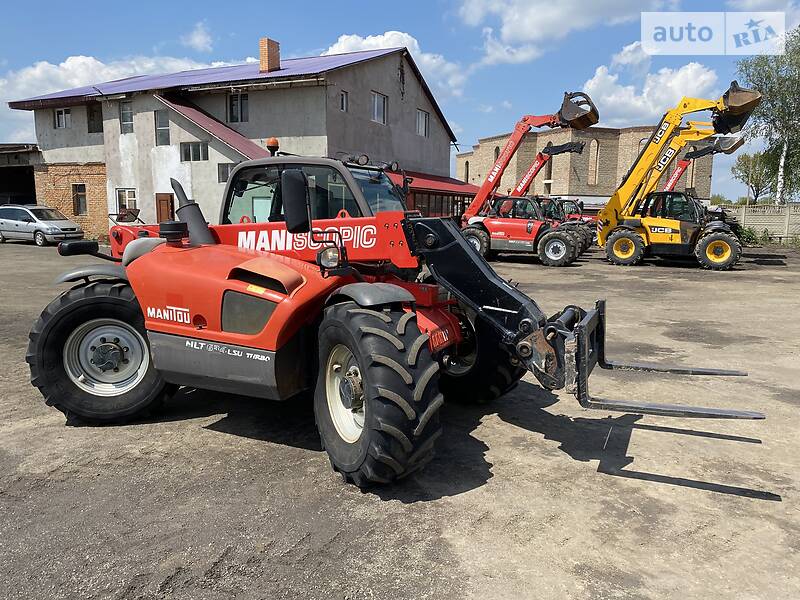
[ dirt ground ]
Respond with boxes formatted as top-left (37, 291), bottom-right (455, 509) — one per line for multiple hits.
top-left (0, 242), bottom-right (798, 600)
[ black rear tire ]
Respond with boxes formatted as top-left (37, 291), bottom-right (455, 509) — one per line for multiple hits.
top-left (26, 281), bottom-right (167, 424)
top-left (439, 317), bottom-right (525, 405)
top-left (538, 230), bottom-right (574, 267)
top-left (606, 229), bottom-right (644, 266)
top-left (314, 302), bottom-right (443, 487)
top-left (695, 231), bottom-right (742, 270)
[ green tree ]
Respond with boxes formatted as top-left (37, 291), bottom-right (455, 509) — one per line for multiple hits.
top-left (730, 152), bottom-right (774, 202)
top-left (710, 193), bottom-right (731, 204)
top-left (738, 26), bottom-right (800, 204)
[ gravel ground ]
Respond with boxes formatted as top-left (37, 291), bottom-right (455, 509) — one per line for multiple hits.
top-left (0, 241), bottom-right (798, 600)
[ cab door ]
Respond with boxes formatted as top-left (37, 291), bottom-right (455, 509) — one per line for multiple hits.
top-left (484, 198), bottom-right (542, 251)
top-left (640, 192), bottom-right (700, 249)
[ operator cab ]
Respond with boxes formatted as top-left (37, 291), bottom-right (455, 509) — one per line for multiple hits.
top-left (221, 158), bottom-right (407, 225)
top-left (634, 191), bottom-right (703, 224)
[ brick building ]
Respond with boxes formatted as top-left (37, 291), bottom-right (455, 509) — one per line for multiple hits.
top-left (456, 125), bottom-right (714, 209)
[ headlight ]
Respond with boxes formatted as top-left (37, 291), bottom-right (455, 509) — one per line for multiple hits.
top-left (317, 247), bottom-right (341, 269)
top-left (47, 226), bottom-right (61, 233)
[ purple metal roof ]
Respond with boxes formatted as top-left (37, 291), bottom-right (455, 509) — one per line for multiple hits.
top-left (154, 94), bottom-right (269, 160)
top-left (10, 48), bottom-right (401, 106)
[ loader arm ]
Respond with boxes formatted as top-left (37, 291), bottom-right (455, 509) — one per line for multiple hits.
top-left (597, 81), bottom-right (761, 246)
top-left (663, 135), bottom-right (746, 192)
top-left (402, 215), bottom-right (763, 419)
top-left (461, 92), bottom-right (598, 224)
top-left (510, 141), bottom-right (585, 197)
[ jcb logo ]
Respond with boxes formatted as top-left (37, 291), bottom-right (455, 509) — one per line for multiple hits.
top-left (655, 147), bottom-right (677, 172)
top-left (650, 226), bottom-right (678, 234)
top-left (652, 121), bottom-right (670, 145)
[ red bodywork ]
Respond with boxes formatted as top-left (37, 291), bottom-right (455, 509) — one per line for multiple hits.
top-left (114, 211), bottom-right (462, 354)
top-left (662, 159), bottom-right (691, 192)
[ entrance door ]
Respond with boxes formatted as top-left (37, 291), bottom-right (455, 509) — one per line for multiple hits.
top-left (156, 193), bottom-right (175, 223)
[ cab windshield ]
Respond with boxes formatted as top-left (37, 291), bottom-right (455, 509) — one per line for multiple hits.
top-left (349, 168), bottom-right (407, 214)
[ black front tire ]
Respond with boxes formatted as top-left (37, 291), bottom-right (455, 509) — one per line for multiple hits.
top-left (463, 227), bottom-right (491, 258)
top-left (606, 229), bottom-right (644, 266)
top-left (314, 302), bottom-right (444, 487)
top-left (439, 317), bottom-right (526, 405)
top-left (26, 281), bottom-right (168, 424)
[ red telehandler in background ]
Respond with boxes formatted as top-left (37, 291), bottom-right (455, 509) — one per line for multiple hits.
top-left (461, 92), bottom-right (599, 266)
top-left (662, 136), bottom-right (744, 192)
top-left (508, 142), bottom-right (595, 254)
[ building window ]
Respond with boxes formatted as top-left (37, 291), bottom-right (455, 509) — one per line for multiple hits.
top-left (494, 146), bottom-right (500, 162)
top-left (228, 93), bottom-right (249, 123)
top-left (218, 163), bottom-right (236, 183)
top-left (87, 104), bottom-right (103, 134)
top-left (72, 184), bottom-right (87, 215)
top-left (181, 142), bottom-right (209, 162)
top-left (339, 90), bottom-right (349, 112)
top-left (119, 101), bottom-right (134, 134)
top-left (116, 188), bottom-right (137, 211)
top-left (416, 109), bottom-right (430, 137)
top-left (154, 110), bottom-right (170, 146)
top-left (464, 160), bottom-right (470, 183)
top-left (54, 108), bottom-right (71, 129)
top-left (371, 91), bottom-right (387, 124)
top-left (588, 139), bottom-right (599, 185)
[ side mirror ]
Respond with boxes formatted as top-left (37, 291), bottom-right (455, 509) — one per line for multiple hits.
top-left (281, 169), bottom-right (311, 234)
top-left (577, 200), bottom-right (584, 211)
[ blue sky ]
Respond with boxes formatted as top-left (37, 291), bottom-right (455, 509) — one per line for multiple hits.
top-left (0, 0), bottom-right (795, 199)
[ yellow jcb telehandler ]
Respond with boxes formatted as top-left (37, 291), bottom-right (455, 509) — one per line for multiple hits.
top-left (597, 81), bottom-right (761, 270)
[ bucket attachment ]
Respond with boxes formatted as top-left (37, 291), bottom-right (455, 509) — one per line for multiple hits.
top-left (685, 136), bottom-right (744, 160)
top-left (558, 92), bottom-right (599, 130)
top-left (554, 300), bottom-right (764, 419)
top-left (543, 141), bottom-right (586, 156)
top-left (713, 81), bottom-right (762, 134)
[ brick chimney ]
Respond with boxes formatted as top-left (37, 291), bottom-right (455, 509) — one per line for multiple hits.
top-left (259, 38), bottom-right (281, 73)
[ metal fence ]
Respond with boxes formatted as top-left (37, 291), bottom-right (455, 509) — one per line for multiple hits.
top-left (722, 203), bottom-right (800, 241)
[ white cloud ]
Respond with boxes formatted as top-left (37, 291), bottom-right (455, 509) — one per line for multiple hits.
top-left (0, 55), bottom-right (213, 141)
top-left (322, 31), bottom-right (466, 98)
top-left (583, 61), bottom-right (718, 127)
top-left (181, 22), bottom-right (213, 53)
top-left (477, 104), bottom-right (494, 113)
top-left (726, 0), bottom-right (800, 28)
top-left (611, 41), bottom-right (651, 70)
top-left (460, 0), bottom-right (680, 64)
top-left (500, 100), bottom-right (512, 109)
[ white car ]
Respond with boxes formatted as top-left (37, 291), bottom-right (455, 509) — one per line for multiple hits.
top-left (0, 205), bottom-right (84, 246)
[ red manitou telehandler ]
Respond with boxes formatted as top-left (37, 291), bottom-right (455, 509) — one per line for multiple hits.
top-left (27, 148), bottom-right (763, 489)
top-left (461, 92), bottom-right (599, 266)
top-left (507, 142), bottom-right (595, 255)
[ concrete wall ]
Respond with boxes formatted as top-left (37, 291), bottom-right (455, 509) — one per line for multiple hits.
top-left (325, 53), bottom-right (451, 176)
top-left (34, 105), bottom-right (104, 164)
top-left (191, 85), bottom-right (328, 157)
top-left (103, 95), bottom-right (243, 224)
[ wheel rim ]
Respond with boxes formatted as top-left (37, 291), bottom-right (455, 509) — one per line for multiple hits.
top-left (706, 240), bottom-right (732, 263)
top-left (545, 239), bottom-right (567, 261)
top-left (613, 237), bottom-right (635, 259)
top-left (63, 318), bottom-right (149, 397)
top-left (466, 235), bottom-right (482, 252)
top-left (35, 232), bottom-right (44, 245)
top-left (325, 344), bottom-right (365, 444)
top-left (442, 320), bottom-right (477, 377)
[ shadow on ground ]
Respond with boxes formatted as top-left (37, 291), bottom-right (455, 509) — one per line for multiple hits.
top-left (134, 383), bottom-right (781, 504)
